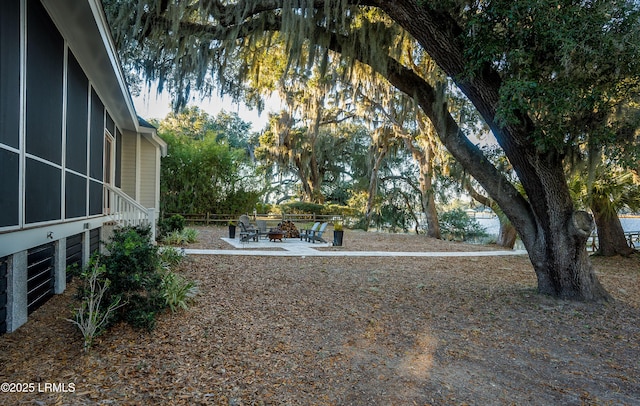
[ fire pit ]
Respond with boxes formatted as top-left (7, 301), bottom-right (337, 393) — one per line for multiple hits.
top-left (267, 230), bottom-right (284, 242)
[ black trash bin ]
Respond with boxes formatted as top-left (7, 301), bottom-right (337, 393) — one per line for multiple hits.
top-left (333, 230), bottom-right (344, 246)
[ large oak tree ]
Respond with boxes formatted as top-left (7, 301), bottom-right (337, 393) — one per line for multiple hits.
top-left (103, 0), bottom-right (640, 301)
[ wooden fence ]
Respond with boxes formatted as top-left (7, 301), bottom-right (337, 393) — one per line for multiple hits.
top-left (163, 212), bottom-right (344, 227)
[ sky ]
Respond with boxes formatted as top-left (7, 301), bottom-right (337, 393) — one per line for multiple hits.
top-left (132, 85), bottom-right (498, 145)
top-left (132, 87), bottom-right (281, 132)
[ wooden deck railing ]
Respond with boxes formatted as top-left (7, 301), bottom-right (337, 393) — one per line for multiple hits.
top-left (104, 185), bottom-right (156, 240)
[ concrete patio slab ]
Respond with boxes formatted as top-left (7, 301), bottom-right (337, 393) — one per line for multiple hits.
top-left (182, 238), bottom-right (529, 257)
top-left (221, 237), bottom-right (333, 250)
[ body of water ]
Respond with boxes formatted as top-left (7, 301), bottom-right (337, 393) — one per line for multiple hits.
top-left (476, 216), bottom-right (640, 237)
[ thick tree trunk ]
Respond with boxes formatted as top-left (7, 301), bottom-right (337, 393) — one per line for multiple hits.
top-left (496, 219), bottom-right (517, 249)
top-left (525, 211), bottom-right (611, 300)
top-left (423, 189), bottom-right (440, 239)
top-left (592, 203), bottom-right (635, 257)
top-left (404, 137), bottom-right (441, 238)
top-left (364, 147), bottom-right (387, 231)
top-left (375, 0), bottom-right (611, 301)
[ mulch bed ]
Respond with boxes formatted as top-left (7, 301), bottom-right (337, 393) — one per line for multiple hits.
top-left (1, 226), bottom-right (639, 405)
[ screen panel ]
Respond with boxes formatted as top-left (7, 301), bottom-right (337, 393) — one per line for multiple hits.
top-left (25, 158), bottom-right (61, 224)
top-left (89, 179), bottom-right (102, 216)
top-left (89, 89), bottom-right (104, 180)
top-left (66, 51), bottom-right (89, 174)
top-left (106, 113), bottom-right (115, 137)
top-left (0, 0), bottom-right (20, 148)
top-left (0, 149), bottom-right (19, 227)
top-left (65, 171), bottom-right (87, 219)
top-left (25, 0), bottom-right (64, 165)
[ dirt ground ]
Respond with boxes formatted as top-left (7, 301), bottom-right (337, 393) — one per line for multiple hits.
top-left (1, 226), bottom-right (639, 405)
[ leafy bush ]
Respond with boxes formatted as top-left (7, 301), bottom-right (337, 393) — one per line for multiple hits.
top-left (68, 225), bottom-right (198, 347)
top-left (255, 202), bottom-right (273, 214)
top-left (321, 203), bottom-right (358, 216)
top-left (279, 201), bottom-right (356, 216)
top-left (157, 214), bottom-right (185, 239)
top-left (438, 208), bottom-right (488, 241)
top-left (99, 225), bottom-right (165, 330)
top-left (162, 228), bottom-right (199, 245)
top-left (160, 270), bottom-right (199, 313)
top-left (159, 247), bottom-right (185, 267)
top-left (281, 201), bottom-right (325, 214)
top-left (102, 225), bottom-right (161, 293)
top-left (123, 293), bottom-right (165, 331)
top-left (182, 228), bottom-right (198, 243)
top-left (159, 129), bottom-right (261, 215)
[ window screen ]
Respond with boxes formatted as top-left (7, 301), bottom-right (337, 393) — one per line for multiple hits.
top-left (0, 0), bottom-right (20, 149)
top-left (89, 89), bottom-right (104, 181)
top-left (89, 179), bottom-right (102, 216)
top-left (65, 171), bottom-right (87, 219)
top-left (25, 158), bottom-right (61, 224)
top-left (25, 0), bottom-right (64, 165)
top-left (66, 51), bottom-right (89, 174)
top-left (0, 149), bottom-right (19, 227)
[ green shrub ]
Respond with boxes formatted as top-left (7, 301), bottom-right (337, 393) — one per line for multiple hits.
top-left (281, 201), bottom-right (325, 214)
top-left (321, 203), bottom-right (357, 216)
top-left (99, 225), bottom-right (164, 330)
top-left (159, 247), bottom-right (185, 267)
top-left (69, 225), bottom-right (197, 343)
top-left (182, 228), bottom-right (198, 243)
top-left (162, 228), bottom-right (199, 245)
top-left (438, 208), bottom-right (487, 241)
top-left (255, 202), bottom-right (272, 214)
top-left (160, 270), bottom-right (199, 313)
top-left (157, 214), bottom-right (186, 239)
top-left (163, 231), bottom-right (185, 245)
top-left (124, 291), bottom-right (167, 331)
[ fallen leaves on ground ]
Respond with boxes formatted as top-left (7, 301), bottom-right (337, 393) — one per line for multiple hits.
top-left (1, 227), bottom-right (639, 405)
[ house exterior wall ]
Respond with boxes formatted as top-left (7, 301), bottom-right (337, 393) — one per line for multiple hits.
top-left (139, 137), bottom-right (160, 209)
top-left (0, 0), bottom-right (114, 236)
top-left (120, 130), bottom-right (138, 200)
top-left (0, 0), bottom-right (163, 334)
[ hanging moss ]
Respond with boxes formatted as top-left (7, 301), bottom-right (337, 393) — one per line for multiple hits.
top-left (102, 0), bottom-right (439, 114)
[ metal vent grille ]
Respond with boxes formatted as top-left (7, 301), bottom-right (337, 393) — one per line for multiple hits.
top-left (27, 243), bottom-right (55, 314)
top-left (66, 234), bottom-right (83, 281)
top-left (89, 228), bottom-right (101, 256)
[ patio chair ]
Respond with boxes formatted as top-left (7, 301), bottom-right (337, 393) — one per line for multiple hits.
top-left (238, 221), bottom-right (259, 242)
top-left (256, 219), bottom-right (268, 239)
top-left (309, 222), bottom-right (328, 243)
top-left (300, 222), bottom-right (320, 241)
top-left (238, 214), bottom-right (256, 230)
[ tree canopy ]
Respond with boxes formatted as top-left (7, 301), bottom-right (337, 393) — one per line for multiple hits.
top-left (157, 108), bottom-right (261, 215)
top-left (102, 0), bottom-right (640, 301)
